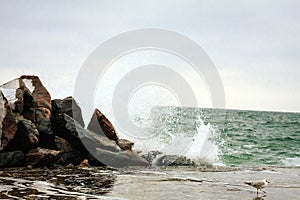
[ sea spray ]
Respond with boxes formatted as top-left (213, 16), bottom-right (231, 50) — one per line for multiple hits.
top-left (118, 106), bottom-right (222, 166)
top-left (184, 117), bottom-right (220, 165)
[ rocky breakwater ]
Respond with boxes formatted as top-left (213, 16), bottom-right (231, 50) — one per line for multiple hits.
top-left (0, 75), bottom-right (148, 168)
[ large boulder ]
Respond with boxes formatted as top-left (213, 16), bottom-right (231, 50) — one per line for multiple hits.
top-left (52, 114), bottom-right (121, 154)
top-left (20, 75), bottom-right (52, 111)
top-left (89, 148), bottom-right (149, 168)
top-left (52, 97), bottom-right (85, 127)
top-left (5, 119), bottom-right (39, 153)
top-left (0, 76), bottom-right (53, 149)
top-left (53, 114), bottom-right (148, 167)
top-left (0, 151), bottom-right (24, 167)
top-left (0, 76), bottom-right (51, 114)
top-left (87, 109), bottom-right (118, 141)
top-left (0, 91), bottom-right (18, 151)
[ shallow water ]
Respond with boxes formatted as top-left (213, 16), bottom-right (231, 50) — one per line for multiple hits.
top-left (1, 166), bottom-right (299, 199)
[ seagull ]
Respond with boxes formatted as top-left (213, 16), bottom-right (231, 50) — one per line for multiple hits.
top-left (244, 179), bottom-right (270, 195)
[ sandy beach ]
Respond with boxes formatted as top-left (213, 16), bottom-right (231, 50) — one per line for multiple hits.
top-left (108, 166), bottom-right (300, 200)
top-left (1, 166), bottom-right (299, 199)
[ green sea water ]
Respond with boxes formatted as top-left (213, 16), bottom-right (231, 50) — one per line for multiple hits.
top-left (132, 107), bottom-right (300, 167)
top-left (202, 109), bottom-right (300, 166)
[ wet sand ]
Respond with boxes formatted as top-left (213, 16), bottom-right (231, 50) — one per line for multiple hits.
top-left (0, 166), bottom-right (299, 199)
top-left (109, 167), bottom-right (300, 200)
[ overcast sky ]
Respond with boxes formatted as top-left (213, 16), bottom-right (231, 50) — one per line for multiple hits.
top-left (0, 0), bottom-right (299, 113)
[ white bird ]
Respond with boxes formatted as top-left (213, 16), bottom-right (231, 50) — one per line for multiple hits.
top-left (244, 179), bottom-right (270, 195)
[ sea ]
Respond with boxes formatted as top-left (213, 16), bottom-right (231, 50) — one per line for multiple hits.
top-left (1, 107), bottom-right (300, 199)
top-left (128, 106), bottom-right (300, 167)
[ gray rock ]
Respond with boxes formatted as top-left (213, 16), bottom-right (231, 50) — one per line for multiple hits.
top-left (156, 155), bottom-right (196, 167)
top-left (140, 150), bottom-right (162, 166)
top-left (52, 97), bottom-right (85, 127)
top-left (0, 151), bottom-right (24, 167)
top-left (52, 114), bottom-right (121, 155)
top-left (89, 148), bottom-right (149, 168)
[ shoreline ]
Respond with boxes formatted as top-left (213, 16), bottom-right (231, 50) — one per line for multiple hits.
top-left (1, 165), bottom-right (299, 199)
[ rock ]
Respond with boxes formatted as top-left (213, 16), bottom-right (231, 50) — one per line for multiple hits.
top-left (87, 109), bottom-right (118, 141)
top-left (117, 139), bottom-right (134, 151)
top-left (5, 119), bottom-right (39, 153)
top-left (89, 148), bottom-right (149, 168)
top-left (54, 136), bottom-right (83, 166)
top-left (20, 75), bottom-right (52, 111)
top-left (156, 155), bottom-right (196, 167)
top-left (0, 91), bottom-right (18, 151)
top-left (1, 76), bottom-right (150, 168)
top-left (21, 89), bottom-right (36, 120)
top-left (0, 76), bottom-right (51, 114)
top-left (79, 159), bottom-right (90, 167)
top-left (25, 148), bottom-right (60, 167)
top-left (140, 151), bottom-right (163, 166)
top-left (54, 136), bottom-right (74, 152)
top-left (33, 108), bottom-right (54, 149)
top-left (52, 114), bottom-right (121, 155)
top-left (57, 150), bottom-right (83, 166)
top-left (53, 114), bottom-right (147, 167)
top-left (52, 97), bottom-right (85, 127)
top-left (0, 151), bottom-right (24, 167)
top-left (0, 78), bottom-right (28, 113)
top-left (0, 76), bottom-right (53, 150)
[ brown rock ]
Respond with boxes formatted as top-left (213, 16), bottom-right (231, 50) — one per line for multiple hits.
top-left (0, 76), bottom-right (53, 148)
top-left (20, 75), bottom-right (52, 111)
top-left (87, 109), bottom-right (119, 141)
top-left (0, 77), bottom-right (38, 114)
top-left (117, 139), bottom-right (134, 151)
top-left (5, 119), bottom-right (39, 153)
top-left (79, 159), bottom-right (90, 167)
top-left (0, 91), bottom-right (18, 151)
top-left (25, 148), bottom-right (60, 167)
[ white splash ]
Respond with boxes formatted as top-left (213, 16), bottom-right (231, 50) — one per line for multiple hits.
top-left (117, 112), bottom-right (221, 166)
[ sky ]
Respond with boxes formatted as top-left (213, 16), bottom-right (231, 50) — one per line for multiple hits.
top-left (0, 0), bottom-right (299, 113)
